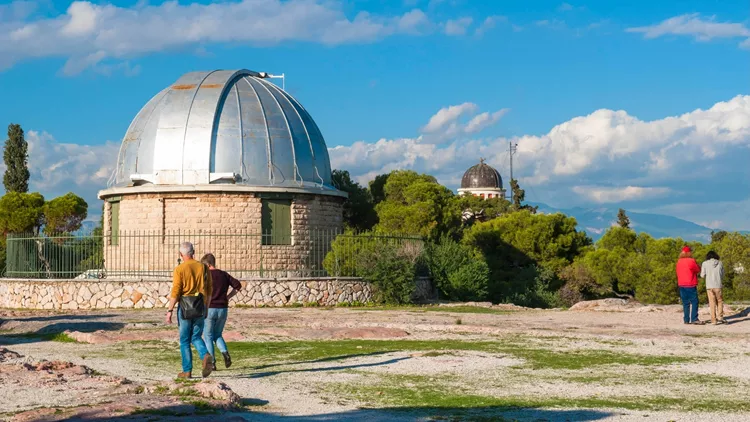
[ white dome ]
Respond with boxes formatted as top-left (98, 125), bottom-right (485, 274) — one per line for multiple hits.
top-left (109, 69), bottom-right (334, 192)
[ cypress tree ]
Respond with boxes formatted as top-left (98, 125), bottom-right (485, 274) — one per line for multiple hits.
top-left (3, 124), bottom-right (30, 193)
top-left (617, 208), bottom-right (631, 229)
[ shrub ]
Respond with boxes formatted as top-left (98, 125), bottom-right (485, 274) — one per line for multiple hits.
top-left (558, 262), bottom-right (611, 307)
top-left (322, 231), bottom-right (380, 277)
top-left (508, 265), bottom-right (565, 309)
top-left (424, 238), bottom-right (489, 301)
top-left (357, 246), bottom-right (416, 304)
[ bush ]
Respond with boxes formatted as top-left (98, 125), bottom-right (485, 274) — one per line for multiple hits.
top-left (558, 262), bottom-right (611, 307)
top-left (357, 246), bottom-right (416, 305)
top-left (322, 231), bottom-right (380, 277)
top-left (508, 266), bottom-right (565, 309)
top-left (424, 238), bottom-right (489, 301)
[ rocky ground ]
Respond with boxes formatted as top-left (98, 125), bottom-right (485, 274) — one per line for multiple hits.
top-left (2, 300), bottom-right (750, 421)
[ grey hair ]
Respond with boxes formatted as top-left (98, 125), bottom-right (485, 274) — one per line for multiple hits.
top-left (179, 242), bottom-right (194, 257)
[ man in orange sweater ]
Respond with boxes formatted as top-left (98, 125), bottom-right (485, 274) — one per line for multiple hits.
top-left (165, 242), bottom-right (214, 378)
top-left (676, 246), bottom-right (703, 325)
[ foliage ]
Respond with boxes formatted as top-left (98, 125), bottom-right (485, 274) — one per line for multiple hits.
top-left (462, 210), bottom-right (591, 303)
top-left (424, 238), bottom-right (489, 301)
top-left (558, 261), bottom-right (613, 306)
top-left (374, 170), bottom-right (460, 240)
top-left (3, 123), bottom-right (30, 193)
top-left (331, 169), bottom-right (377, 231)
top-left (509, 179), bottom-right (537, 213)
top-left (508, 265), bottom-right (566, 308)
top-left (0, 192), bottom-right (45, 234)
top-left (42, 192), bottom-right (88, 235)
top-left (617, 208), bottom-right (630, 229)
top-left (369, 173), bottom-right (390, 205)
top-left (357, 245), bottom-right (417, 305)
top-left (452, 194), bottom-right (511, 226)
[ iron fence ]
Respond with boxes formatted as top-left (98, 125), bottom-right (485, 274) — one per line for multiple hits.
top-left (4, 230), bottom-right (423, 280)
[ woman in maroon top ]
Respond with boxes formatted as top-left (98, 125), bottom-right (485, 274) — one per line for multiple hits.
top-left (200, 253), bottom-right (242, 370)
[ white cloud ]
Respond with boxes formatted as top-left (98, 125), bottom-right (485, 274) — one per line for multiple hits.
top-left (627, 14), bottom-right (750, 48)
top-left (558, 3), bottom-right (574, 12)
top-left (474, 15), bottom-right (507, 36)
top-left (572, 186), bottom-right (671, 203)
top-left (0, 0), bottom-right (443, 74)
top-left (421, 103), bottom-right (478, 133)
top-left (444, 17), bottom-right (473, 36)
top-left (329, 95), bottom-right (750, 213)
top-left (464, 109), bottom-right (510, 134)
top-left (0, 131), bottom-right (120, 211)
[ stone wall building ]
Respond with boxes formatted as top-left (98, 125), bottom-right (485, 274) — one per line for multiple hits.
top-left (98, 69), bottom-right (346, 277)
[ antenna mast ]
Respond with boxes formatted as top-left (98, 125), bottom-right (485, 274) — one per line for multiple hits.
top-left (508, 141), bottom-right (518, 200)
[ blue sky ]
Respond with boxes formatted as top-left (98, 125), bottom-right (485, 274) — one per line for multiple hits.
top-left (0, 0), bottom-right (748, 230)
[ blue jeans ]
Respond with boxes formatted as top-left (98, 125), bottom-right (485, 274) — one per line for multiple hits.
top-left (203, 308), bottom-right (229, 362)
top-left (177, 306), bottom-right (209, 373)
top-left (679, 287), bottom-right (699, 323)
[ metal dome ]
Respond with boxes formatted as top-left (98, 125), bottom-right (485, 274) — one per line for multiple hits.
top-left (460, 159), bottom-right (502, 190)
top-left (109, 69), bottom-right (334, 191)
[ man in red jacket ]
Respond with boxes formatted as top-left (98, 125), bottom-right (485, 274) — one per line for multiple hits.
top-left (676, 246), bottom-right (703, 325)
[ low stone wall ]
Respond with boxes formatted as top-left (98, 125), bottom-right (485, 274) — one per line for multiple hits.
top-left (0, 278), bottom-right (373, 310)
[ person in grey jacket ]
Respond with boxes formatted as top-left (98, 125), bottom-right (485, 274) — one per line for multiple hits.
top-left (701, 251), bottom-right (726, 325)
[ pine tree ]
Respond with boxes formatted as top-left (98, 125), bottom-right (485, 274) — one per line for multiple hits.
top-left (617, 208), bottom-right (631, 229)
top-left (3, 124), bottom-right (30, 193)
top-left (510, 179), bottom-right (525, 210)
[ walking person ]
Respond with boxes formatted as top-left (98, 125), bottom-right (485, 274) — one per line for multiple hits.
top-left (701, 251), bottom-right (726, 325)
top-left (201, 253), bottom-right (242, 370)
top-left (165, 242), bottom-right (214, 378)
top-left (676, 245), bottom-right (703, 325)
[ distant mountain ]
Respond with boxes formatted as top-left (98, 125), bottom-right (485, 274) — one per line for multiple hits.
top-left (530, 203), bottom-right (713, 242)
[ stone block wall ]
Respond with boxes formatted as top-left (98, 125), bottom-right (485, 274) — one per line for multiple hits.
top-left (0, 277), bottom-right (372, 310)
top-left (102, 192), bottom-right (344, 276)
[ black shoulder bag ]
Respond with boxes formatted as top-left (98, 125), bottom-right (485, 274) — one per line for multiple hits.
top-left (179, 264), bottom-right (209, 320)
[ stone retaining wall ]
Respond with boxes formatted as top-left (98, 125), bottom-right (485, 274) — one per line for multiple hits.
top-left (0, 278), bottom-right (373, 310)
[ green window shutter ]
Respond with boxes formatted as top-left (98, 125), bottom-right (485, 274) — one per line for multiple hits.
top-left (261, 199), bottom-right (291, 245)
top-left (110, 201), bottom-right (120, 246)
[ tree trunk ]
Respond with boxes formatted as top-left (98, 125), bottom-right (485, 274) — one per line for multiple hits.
top-left (34, 239), bottom-right (52, 279)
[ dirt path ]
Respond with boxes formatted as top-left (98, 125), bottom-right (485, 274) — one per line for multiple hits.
top-left (3, 305), bottom-right (750, 421)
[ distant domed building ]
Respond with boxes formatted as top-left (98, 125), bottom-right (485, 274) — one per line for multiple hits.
top-left (458, 159), bottom-right (505, 199)
top-left (98, 69), bottom-right (345, 276)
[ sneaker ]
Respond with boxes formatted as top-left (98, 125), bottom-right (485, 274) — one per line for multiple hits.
top-left (177, 372), bottom-right (191, 379)
top-left (690, 320), bottom-right (706, 325)
top-left (718, 319), bottom-right (728, 325)
top-left (222, 352), bottom-right (232, 369)
top-left (212, 361), bottom-right (217, 371)
top-left (202, 354), bottom-right (213, 378)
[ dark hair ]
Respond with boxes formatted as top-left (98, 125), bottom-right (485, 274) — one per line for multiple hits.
top-left (706, 251), bottom-right (720, 261)
top-left (201, 253), bottom-right (216, 267)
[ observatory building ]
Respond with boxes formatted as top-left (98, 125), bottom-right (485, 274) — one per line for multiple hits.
top-left (458, 159), bottom-right (505, 199)
top-left (97, 69), bottom-right (345, 276)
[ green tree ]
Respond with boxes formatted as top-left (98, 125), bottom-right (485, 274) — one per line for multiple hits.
top-left (463, 210), bottom-right (591, 301)
top-left (0, 192), bottom-right (45, 234)
top-left (424, 237), bottom-right (490, 301)
top-left (617, 208), bottom-right (631, 229)
top-left (374, 170), bottom-right (459, 240)
top-left (369, 173), bottom-right (390, 205)
top-left (509, 179), bottom-right (537, 213)
top-left (452, 194), bottom-right (511, 225)
top-left (597, 226), bottom-right (637, 252)
top-left (3, 124), bottom-right (30, 193)
top-left (710, 230), bottom-right (728, 244)
top-left (42, 192), bottom-right (88, 236)
top-left (331, 169), bottom-right (377, 231)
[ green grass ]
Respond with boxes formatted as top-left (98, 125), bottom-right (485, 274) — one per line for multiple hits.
top-left (3, 332), bottom-right (78, 343)
top-left (332, 375), bottom-right (750, 412)
top-left (106, 338), bottom-right (689, 373)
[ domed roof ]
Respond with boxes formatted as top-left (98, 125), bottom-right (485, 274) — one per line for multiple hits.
top-left (109, 69), bottom-right (334, 192)
top-left (460, 159), bottom-right (503, 190)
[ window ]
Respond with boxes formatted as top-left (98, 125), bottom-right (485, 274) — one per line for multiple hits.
top-left (110, 200), bottom-right (120, 246)
top-left (261, 199), bottom-right (291, 245)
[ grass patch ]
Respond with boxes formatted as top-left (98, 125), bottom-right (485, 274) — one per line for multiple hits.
top-left (4, 332), bottom-right (78, 343)
top-left (104, 338), bottom-right (689, 372)
top-left (333, 375), bottom-right (750, 412)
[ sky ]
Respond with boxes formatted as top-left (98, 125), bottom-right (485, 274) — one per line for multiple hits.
top-left (0, 0), bottom-right (748, 230)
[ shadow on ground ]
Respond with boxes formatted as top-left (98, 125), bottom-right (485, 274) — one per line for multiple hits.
top-left (41, 405), bottom-right (615, 422)
top-left (0, 321), bottom-right (125, 345)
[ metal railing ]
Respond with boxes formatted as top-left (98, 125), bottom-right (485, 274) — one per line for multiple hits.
top-left (4, 230), bottom-right (423, 280)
